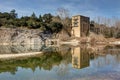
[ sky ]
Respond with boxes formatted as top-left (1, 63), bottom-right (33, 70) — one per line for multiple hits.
top-left (0, 0), bottom-right (120, 20)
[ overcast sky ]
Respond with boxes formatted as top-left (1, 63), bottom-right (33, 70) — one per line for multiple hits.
top-left (0, 0), bottom-right (120, 19)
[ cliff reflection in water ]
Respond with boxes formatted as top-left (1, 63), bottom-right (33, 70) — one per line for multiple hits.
top-left (0, 44), bottom-right (44, 54)
top-left (0, 44), bottom-right (120, 75)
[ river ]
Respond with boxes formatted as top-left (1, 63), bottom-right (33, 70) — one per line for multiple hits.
top-left (0, 44), bottom-right (120, 80)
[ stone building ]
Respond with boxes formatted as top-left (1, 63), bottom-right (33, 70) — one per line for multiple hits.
top-left (71, 15), bottom-right (90, 37)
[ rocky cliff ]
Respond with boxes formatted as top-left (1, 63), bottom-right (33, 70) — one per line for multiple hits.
top-left (0, 28), bottom-right (48, 45)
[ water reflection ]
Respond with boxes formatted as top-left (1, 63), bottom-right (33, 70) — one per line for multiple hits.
top-left (0, 44), bottom-right (43, 54)
top-left (71, 46), bottom-right (90, 69)
top-left (0, 44), bottom-right (120, 80)
top-left (0, 45), bottom-right (72, 74)
top-left (0, 44), bottom-right (111, 73)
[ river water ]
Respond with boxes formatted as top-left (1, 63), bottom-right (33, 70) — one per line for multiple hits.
top-left (0, 44), bottom-right (120, 80)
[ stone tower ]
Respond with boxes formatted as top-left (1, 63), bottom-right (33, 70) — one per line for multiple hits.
top-left (71, 15), bottom-right (90, 37)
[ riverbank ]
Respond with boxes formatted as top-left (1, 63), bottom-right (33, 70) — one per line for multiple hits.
top-left (0, 52), bottom-right (42, 60)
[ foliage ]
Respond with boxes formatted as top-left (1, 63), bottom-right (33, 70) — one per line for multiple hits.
top-left (115, 31), bottom-right (120, 38)
top-left (43, 13), bottom-right (53, 23)
top-left (0, 10), bottom-right (66, 35)
top-left (50, 22), bottom-right (63, 33)
top-left (39, 15), bottom-right (43, 22)
top-left (92, 17), bottom-right (120, 39)
top-left (10, 9), bottom-right (17, 19)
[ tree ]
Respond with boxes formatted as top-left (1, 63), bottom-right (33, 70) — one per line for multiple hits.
top-left (13, 19), bottom-right (21, 27)
top-left (31, 12), bottom-right (37, 19)
top-left (50, 22), bottom-right (63, 33)
top-left (10, 9), bottom-right (17, 19)
top-left (0, 19), bottom-right (2, 27)
top-left (56, 8), bottom-right (69, 20)
top-left (43, 13), bottom-right (53, 23)
top-left (40, 23), bottom-right (47, 31)
top-left (115, 31), bottom-right (120, 38)
top-left (56, 8), bottom-right (71, 36)
top-left (39, 15), bottom-right (43, 22)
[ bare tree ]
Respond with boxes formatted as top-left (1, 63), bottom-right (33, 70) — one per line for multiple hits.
top-left (56, 7), bottom-right (69, 20)
top-left (55, 8), bottom-right (71, 38)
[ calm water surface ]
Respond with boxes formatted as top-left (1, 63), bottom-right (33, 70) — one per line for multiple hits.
top-left (0, 44), bottom-right (120, 80)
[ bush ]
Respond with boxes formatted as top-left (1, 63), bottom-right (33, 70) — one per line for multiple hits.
top-left (50, 22), bottom-right (63, 33)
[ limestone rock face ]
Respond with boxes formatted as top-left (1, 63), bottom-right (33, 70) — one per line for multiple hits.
top-left (0, 28), bottom-right (45, 44)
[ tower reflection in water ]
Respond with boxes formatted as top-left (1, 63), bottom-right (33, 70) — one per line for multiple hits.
top-left (71, 46), bottom-right (90, 69)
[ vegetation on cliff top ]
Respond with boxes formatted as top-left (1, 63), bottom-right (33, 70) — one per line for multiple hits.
top-left (0, 8), bottom-right (71, 35)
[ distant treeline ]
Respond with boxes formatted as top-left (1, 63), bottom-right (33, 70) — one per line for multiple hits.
top-left (91, 16), bottom-right (120, 38)
top-left (0, 9), bottom-right (71, 34)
